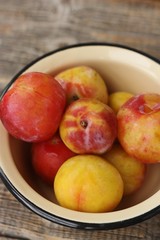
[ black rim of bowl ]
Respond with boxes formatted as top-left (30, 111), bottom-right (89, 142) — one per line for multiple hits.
top-left (0, 42), bottom-right (160, 230)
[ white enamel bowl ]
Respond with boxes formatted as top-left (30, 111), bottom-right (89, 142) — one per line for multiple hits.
top-left (0, 43), bottom-right (160, 230)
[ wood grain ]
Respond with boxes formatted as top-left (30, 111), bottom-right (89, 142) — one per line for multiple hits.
top-left (0, 0), bottom-right (160, 239)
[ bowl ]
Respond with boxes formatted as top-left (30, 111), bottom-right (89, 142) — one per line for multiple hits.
top-left (0, 43), bottom-right (160, 230)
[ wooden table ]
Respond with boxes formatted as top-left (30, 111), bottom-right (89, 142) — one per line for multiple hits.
top-left (0, 0), bottom-right (160, 239)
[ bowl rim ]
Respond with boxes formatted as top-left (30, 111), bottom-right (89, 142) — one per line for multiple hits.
top-left (1, 167), bottom-right (160, 230)
top-left (0, 42), bottom-right (160, 230)
top-left (0, 42), bottom-right (160, 99)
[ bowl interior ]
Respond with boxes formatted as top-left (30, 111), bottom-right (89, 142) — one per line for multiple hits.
top-left (0, 44), bottom-right (160, 227)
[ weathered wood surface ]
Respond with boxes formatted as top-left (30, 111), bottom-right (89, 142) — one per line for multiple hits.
top-left (0, 0), bottom-right (160, 239)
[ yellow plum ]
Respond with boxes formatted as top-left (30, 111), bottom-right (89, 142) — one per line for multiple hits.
top-left (108, 91), bottom-right (134, 114)
top-left (59, 98), bottom-right (117, 154)
top-left (54, 155), bottom-right (124, 213)
top-left (103, 143), bottom-right (146, 196)
top-left (117, 93), bottom-right (160, 164)
top-left (55, 65), bottom-right (108, 105)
